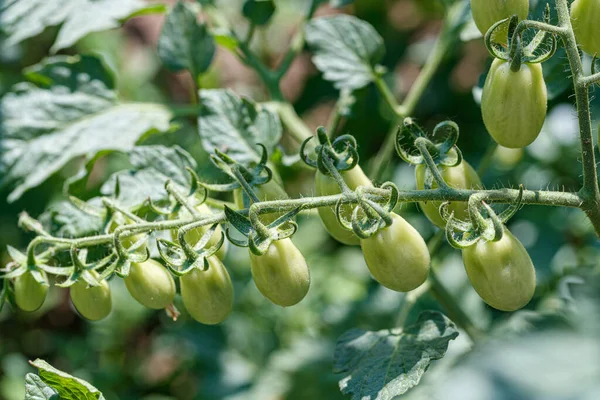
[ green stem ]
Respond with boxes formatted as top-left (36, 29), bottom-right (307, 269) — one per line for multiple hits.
top-left (275, 102), bottom-right (314, 143)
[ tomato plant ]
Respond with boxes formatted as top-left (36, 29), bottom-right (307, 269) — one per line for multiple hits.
top-left (1, 0), bottom-right (600, 399)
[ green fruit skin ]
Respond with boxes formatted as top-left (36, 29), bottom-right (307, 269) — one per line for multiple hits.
top-left (124, 259), bottom-right (176, 309)
top-left (180, 256), bottom-right (234, 325)
top-left (571, 0), bottom-right (600, 55)
top-left (462, 228), bottom-right (536, 311)
top-left (415, 161), bottom-right (482, 228)
top-left (70, 272), bottom-right (112, 321)
top-left (14, 271), bottom-right (48, 312)
top-left (482, 58), bottom-right (547, 149)
top-left (170, 203), bottom-right (227, 260)
top-left (315, 166), bottom-right (373, 246)
top-left (249, 238), bottom-right (310, 307)
top-left (360, 213), bottom-right (431, 292)
top-left (234, 180), bottom-right (289, 224)
top-left (470, 0), bottom-right (529, 37)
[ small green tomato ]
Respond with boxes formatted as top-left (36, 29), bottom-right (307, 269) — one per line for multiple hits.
top-left (470, 0), bottom-right (529, 41)
top-left (462, 228), bottom-right (536, 311)
top-left (315, 166), bottom-right (372, 246)
top-left (70, 272), bottom-right (112, 321)
top-left (180, 256), bottom-right (234, 325)
top-left (124, 259), bottom-right (176, 309)
top-left (234, 180), bottom-right (289, 224)
top-left (415, 160), bottom-right (482, 228)
top-left (571, 0), bottom-right (600, 55)
top-left (170, 203), bottom-right (227, 260)
top-left (249, 238), bottom-right (310, 307)
top-left (360, 213), bottom-right (430, 292)
top-left (14, 271), bottom-right (48, 312)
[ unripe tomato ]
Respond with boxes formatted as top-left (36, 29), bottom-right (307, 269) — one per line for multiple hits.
top-left (180, 256), bottom-right (234, 324)
top-left (13, 271), bottom-right (48, 312)
top-left (124, 259), bottom-right (176, 309)
top-left (249, 238), bottom-right (310, 307)
top-left (70, 271), bottom-right (112, 321)
top-left (170, 203), bottom-right (227, 260)
top-left (470, 0), bottom-right (529, 39)
top-left (415, 160), bottom-right (482, 228)
top-left (234, 179), bottom-right (289, 224)
top-left (315, 166), bottom-right (372, 246)
top-left (109, 214), bottom-right (145, 250)
top-left (482, 58), bottom-right (547, 148)
top-left (571, 0), bottom-right (600, 55)
top-left (360, 213), bottom-right (430, 292)
top-left (462, 228), bottom-right (536, 311)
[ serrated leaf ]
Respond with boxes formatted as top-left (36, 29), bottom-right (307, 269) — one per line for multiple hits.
top-left (24, 373), bottom-right (59, 400)
top-left (334, 310), bottom-right (458, 400)
top-left (0, 55), bottom-right (172, 202)
top-left (242, 0), bottom-right (276, 26)
top-left (305, 15), bottom-right (384, 90)
top-left (0, 0), bottom-right (166, 52)
top-left (198, 89), bottom-right (282, 165)
top-left (39, 198), bottom-right (106, 238)
top-left (30, 359), bottom-right (105, 400)
top-left (158, 1), bottom-right (216, 79)
top-left (101, 145), bottom-right (197, 207)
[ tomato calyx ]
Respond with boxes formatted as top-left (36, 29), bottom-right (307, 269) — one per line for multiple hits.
top-left (300, 126), bottom-right (359, 176)
top-left (484, 6), bottom-right (557, 70)
top-left (444, 185), bottom-right (524, 249)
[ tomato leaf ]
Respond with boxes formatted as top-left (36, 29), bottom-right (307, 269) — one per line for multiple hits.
top-left (39, 198), bottom-right (106, 238)
top-left (24, 373), bottom-right (59, 400)
top-left (101, 145), bottom-right (197, 207)
top-left (0, 55), bottom-right (172, 203)
top-left (158, 1), bottom-right (216, 79)
top-left (29, 359), bottom-right (105, 400)
top-left (333, 310), bottom-right (458, 400)
top-left (197, 89), bottom-right (282, 165)
top-left (0, 0), bottom-right (166, 52)
top-left (305, 14), bottom-right (385, 90)
top-left (242, 0), bottom-right (276, 26)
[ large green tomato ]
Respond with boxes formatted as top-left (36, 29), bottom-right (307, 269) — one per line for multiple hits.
top-left (124, 259), bottom-right (176, 309)
top-left (70, 271), bottom-right (112, 321)
top-left (171, 203), bottom-right (227, 260)
top-left (482, 58), bottom-right (547, 148)
top-left (180, 256), bottom-right (234, 325)
top-left (462, 228), bottom-right (536, 311)
top-left (315, 166), bottom-right (372, 246)
top-left (13, 271), bottom-right (48, 312)
top-left (415, 160), bottom-right (482, 228)
top-left (234, 179), bottom-right (289, 224)
top-left (571, 0), bottom-right (600, 55)
top-left (470, 0), bottom-right (529, 39)
top-left (249, 238), bottom-right (310, 307)
top-left (360, 213), bottom-right (430, 292)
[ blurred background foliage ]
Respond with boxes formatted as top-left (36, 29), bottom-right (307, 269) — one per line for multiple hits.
top-left (1, 0), bottom-right (600, 399)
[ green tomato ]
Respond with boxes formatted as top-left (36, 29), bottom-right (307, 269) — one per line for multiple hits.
top-left (70, 272), bottom-right (112, 321)
top-left (109, 213), bottom-right (146, 250)
top-left (571, 0), bottom-right (600, 55)
top-left (415, 160), bottom-right (482, 228)
top-left (170, 203), bottom-right (227, 260)
top-left (315, 166), bottom-right (372, 246)
top-left (249, 238), bottom-right (310, 307)
top-left (13, 271), bottom-right (48, 312)
top-left (180, 256), bottom-right (234, 325)
top-left (470, 0), bottom-right (529, 40)
top-left (234, 179), bottom-right (289, 224)
top-left (462, 228), bottom-right (536, 311)
top-left (482, 58), bottom-right (547, 148)
top-left (124, 259), bottom-right (176, 309)
top-left (360, 213), bottom-right (430, 292)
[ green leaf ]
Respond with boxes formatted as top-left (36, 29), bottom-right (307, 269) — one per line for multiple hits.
top-left (30, 359), bottom-right (105, 400)
top-left (334, 310), bottom-right (458, 400)
top-left (0, 55), bottom-right (172, 203)
top-left (0, 0), bottom-right (166, 52)
top-left (39, 198), bottom-right (106, 238)
top-left (197, 89), bottom-right (282, 165)
top-left (101, 145), bottom-right (197, 207)
top-left (305, 14), bottom-right (384, 90)
top-left (24, 373), bottom-right (59, 400)
top-left (158, 1), bottom-right (216, 79)
top-left (242, 0), bottom-right (276, 26)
